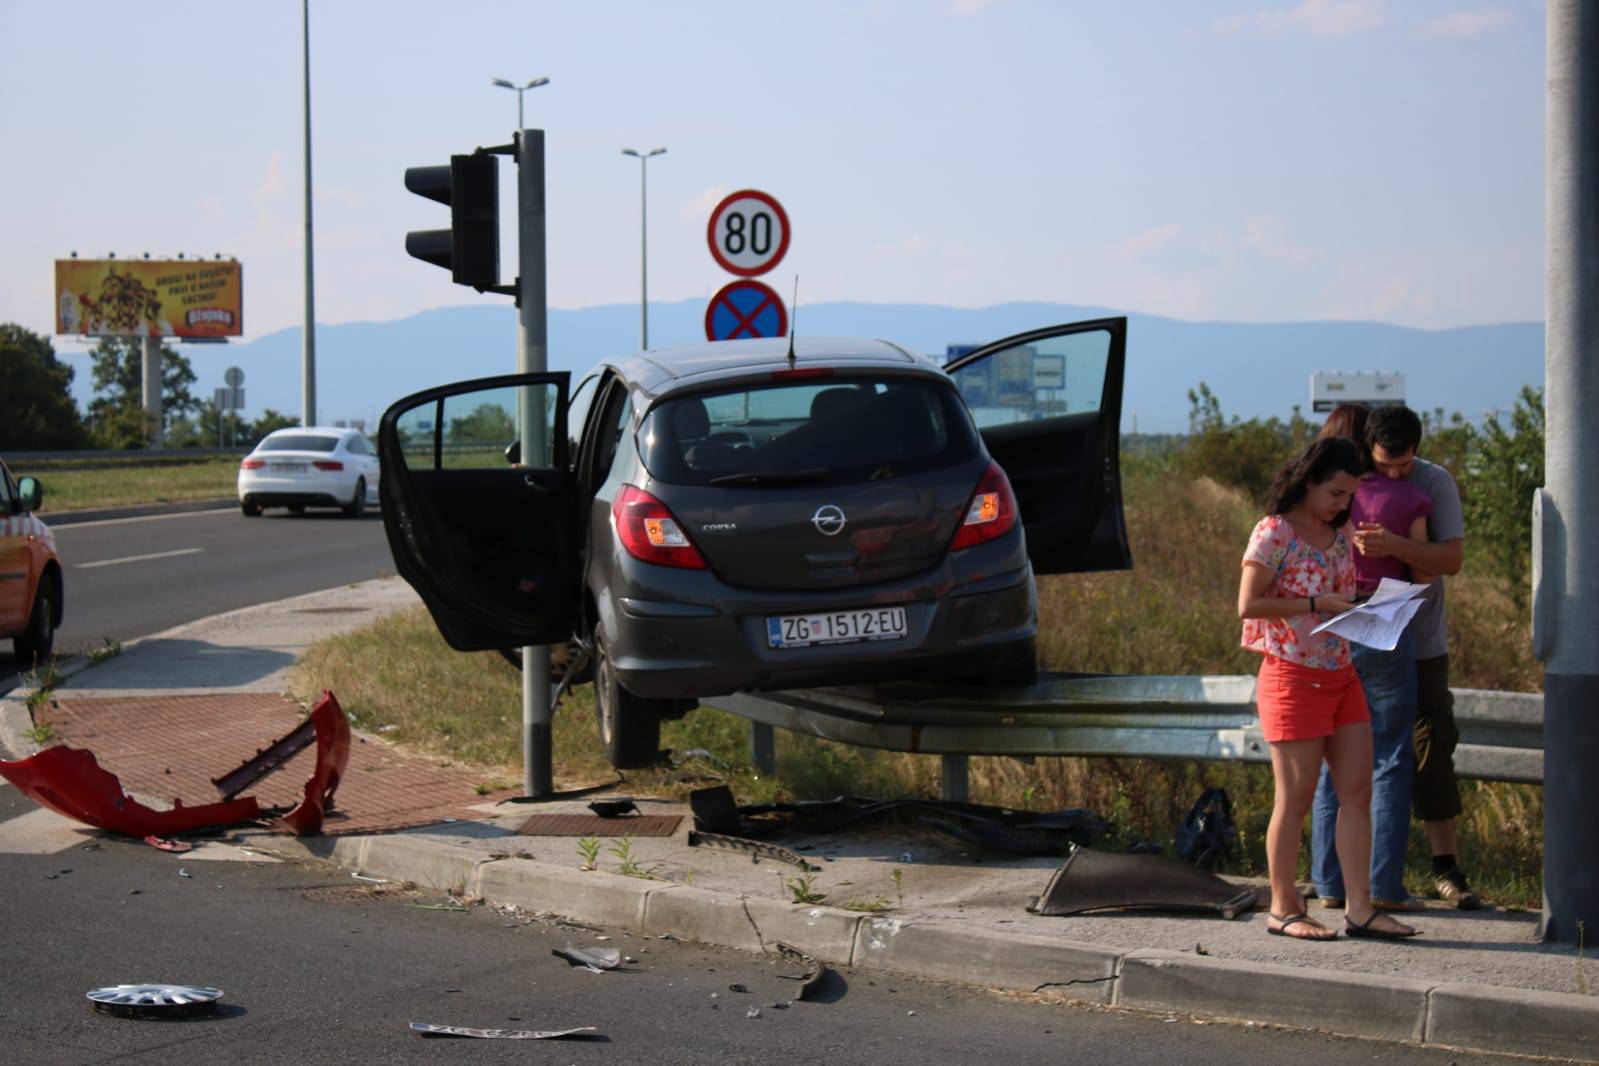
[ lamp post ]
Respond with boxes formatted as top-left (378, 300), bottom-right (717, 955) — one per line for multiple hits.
top-left (301, 0), bottom-right (316, 427)
top-left (491, 76), bottom-right (549, 130)
top-left (622, 147), bottom-right (666, 350)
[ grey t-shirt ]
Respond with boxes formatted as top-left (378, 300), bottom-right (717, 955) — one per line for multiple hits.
top-left (1406, 457), bottom-right (1465, 659)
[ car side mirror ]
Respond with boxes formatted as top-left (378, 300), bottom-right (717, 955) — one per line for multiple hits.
top-left (504, 440), bottom-right (521, 465)
top-left (16, 476), bottom-right (42, 512)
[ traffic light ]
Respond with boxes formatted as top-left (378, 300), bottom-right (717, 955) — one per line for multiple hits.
top-left (404, 153), bottom-right (499, 290)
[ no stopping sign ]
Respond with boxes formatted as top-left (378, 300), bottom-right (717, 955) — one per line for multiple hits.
top-left (707, 190), bottom-right (790, 277)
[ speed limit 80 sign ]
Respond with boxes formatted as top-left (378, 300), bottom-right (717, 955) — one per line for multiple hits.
top-left (707, 189), bottom-right (790, 277)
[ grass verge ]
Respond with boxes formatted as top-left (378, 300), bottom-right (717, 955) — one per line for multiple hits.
top-left (291, 460), bottom-right (1545, 908)
top-left (18, 455), bottom-right (240, 513)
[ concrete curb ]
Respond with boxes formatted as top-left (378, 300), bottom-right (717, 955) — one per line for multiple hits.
top-left (39, 497), bottom-right (236, 527)
top-left (238, 829), bottom-right (1599, 1062)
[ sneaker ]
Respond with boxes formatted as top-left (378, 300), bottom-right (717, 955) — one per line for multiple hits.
top-left (1434, 866), bottom-right (1482, 910)
top-left (1373, 895), bottom-right (1428, 912)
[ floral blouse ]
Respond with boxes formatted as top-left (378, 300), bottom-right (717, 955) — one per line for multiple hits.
top-left (1240, 514), bottom-right (1355, 670)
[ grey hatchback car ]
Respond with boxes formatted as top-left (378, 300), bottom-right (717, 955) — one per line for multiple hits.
top-left (378, 318), bottom-right (1132, 767)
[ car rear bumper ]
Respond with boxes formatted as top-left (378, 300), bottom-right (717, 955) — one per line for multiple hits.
top-left (600, 556), bottom-right (1038, 700)
top-left (239, 470), bottom-right (357, 508)
top-left (240, 491), bottom-right (343, 508)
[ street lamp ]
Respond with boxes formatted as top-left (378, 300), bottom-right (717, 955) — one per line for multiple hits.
top-left (622, 147), bottom-right (666, 350)
top-left (491, 76), bottom-right (549, 129)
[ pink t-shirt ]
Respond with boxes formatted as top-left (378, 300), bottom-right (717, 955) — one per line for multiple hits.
top-left (1240, 514), bottom-right (1355, 670)
top-left (1349, 474), bottom-right (1432, 594)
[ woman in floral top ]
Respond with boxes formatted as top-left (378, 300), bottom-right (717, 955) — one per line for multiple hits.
top-left (1237, 437), bottom-right (1419, 942)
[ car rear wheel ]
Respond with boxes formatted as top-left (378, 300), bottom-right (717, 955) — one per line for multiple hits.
top-left (13, 580), bottom-right (56, 666)
top-left (593, 625), bottom-right (666, 769)
top-left (241, 499), bottom-right (262, 517)
top-left (344, 478), bottom-right (366, 518)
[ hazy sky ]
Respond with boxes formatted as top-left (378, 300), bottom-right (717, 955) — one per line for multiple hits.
top-left (1, 1), bottom-right (1545, 347)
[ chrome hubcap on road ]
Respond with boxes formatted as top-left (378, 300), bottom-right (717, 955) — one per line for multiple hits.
top-left (87, 984), bottom-right (223, 1017)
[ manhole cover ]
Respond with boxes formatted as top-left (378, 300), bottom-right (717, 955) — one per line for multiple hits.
top-left (87, 984), bottom-right (223, 1018)
top-left (517, 813), bottom-right (681, 838)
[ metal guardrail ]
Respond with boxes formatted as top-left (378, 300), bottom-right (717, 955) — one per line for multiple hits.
top-left (705, 674), bottom-right (1543, 786)
top-left (5, 447), bottom-right (250, 462)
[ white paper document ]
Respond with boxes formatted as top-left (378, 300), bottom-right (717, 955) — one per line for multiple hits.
top-left (1310, 577), bottom-right (1432, 651)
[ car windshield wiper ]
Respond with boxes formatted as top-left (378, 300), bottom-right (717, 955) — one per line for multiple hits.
top-left (708, 468), bottom-right (828, 487)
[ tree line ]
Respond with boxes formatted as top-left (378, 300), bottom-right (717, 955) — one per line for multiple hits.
top-left (0, 322), bottom-right (297, 451)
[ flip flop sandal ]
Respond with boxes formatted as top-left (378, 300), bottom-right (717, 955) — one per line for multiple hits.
top-left (1345, 912), bottom-right (1421, 939)
top-left (1267, 912), bottom-right (1336, 941)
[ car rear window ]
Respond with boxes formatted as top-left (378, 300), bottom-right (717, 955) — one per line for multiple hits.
top-left (638, 376), bottom-right (979, 487)
top-left (259, 435), bottom-right (339, 452)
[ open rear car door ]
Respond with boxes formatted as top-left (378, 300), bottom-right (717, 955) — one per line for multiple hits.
top-left (378, 372), bottom-right (578, 650)
top-left (945, 318), bottom-right (1132, 574)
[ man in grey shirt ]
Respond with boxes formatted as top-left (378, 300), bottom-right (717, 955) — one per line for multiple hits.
top-left (1352, 405), bottom-right (1479, 909)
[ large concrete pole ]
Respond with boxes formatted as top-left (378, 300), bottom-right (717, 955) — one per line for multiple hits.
top-left (1537, 0), bottom-right (1599, 945)
top-left (300, 0), bottom-right (317, 427)
top-left (140, 335), bottom-right (162, 447)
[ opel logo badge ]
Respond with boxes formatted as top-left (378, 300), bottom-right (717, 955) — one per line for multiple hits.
top-left (812, 504), bottom-right (846, 536)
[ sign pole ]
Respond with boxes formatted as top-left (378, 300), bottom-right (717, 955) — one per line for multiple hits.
top-left (301, 0), bottom-right (317, 428)
top-left (516, 128), bottom-right (554, 799)
top-left (141, 335), bottom-right (163, 447)
top-left (1538, 0), bottom-right (1599, 945)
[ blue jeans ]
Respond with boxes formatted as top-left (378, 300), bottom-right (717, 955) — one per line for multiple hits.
top-left (1311, 628), bottom-right (1417, 903)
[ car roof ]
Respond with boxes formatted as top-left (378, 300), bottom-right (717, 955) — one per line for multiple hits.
top-left (264, 427), bottom-right (352, 439)
top-left (606, 337), bottom-right (945, 402)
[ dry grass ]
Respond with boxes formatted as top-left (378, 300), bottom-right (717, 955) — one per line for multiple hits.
top-left (20, 455), bottom-right (240, 512)
top-left (292, 456), bottom-right (1545, 906)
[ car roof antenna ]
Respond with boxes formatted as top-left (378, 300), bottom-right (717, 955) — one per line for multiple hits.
top-left (786, 275), bottom-right (799, 365)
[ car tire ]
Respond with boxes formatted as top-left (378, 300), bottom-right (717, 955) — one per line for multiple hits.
top-left (344, 478), bottom-right (366, 518)
top-left (13, 579), bottom-right (56, 666)
top-left (241, 499), bottom-right (263, 517)
top-left (593, 625), bottom-right (666, 769)
top-left (288, 504), bottom-right (306, 515)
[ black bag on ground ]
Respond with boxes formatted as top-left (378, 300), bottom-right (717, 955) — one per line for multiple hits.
top-left (1175, 787), bottom-right (1236, 870)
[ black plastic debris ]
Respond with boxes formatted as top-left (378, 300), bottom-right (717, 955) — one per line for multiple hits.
top-left (588, 798), bottom-right (640, 819)
top-left (689, 785), bottom-right (1107, 855)
top-left (552, 945), bottom-right (623, 972)
top-left (687, 830), bottom-right (819, 871)
top-left (1175, 787), bottom-right (1238, 870)
top-left (411, 1022), bottom-right (597, 1039)
top-left (773, 942), bottom-right (826, 1001)
top-left (1028, 844), bottom-right (1257, 919)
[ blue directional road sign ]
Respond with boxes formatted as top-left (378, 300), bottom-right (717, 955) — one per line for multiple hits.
top-left (704, 279), bottom-right (788, 341)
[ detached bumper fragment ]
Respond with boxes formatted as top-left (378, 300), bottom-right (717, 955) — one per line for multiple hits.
top-left (0, 690), bottom-right (351, 839)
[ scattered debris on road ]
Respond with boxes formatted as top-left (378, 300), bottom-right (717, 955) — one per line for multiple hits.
top-left (86, 984), bottom-right (223, 1019)
top-left (552, 945), bottom-right (623, 972)
top-left (409, 1022), bottom-right (597, 1040)
top-left (773, 942), bottom-right (826, 1001)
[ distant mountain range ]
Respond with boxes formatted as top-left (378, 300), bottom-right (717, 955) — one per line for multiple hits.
top-left (56, 300), bottom-right (1544, 435)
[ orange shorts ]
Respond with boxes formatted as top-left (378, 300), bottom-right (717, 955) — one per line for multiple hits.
top-left (1255, 654), bottom-right (1370, 743)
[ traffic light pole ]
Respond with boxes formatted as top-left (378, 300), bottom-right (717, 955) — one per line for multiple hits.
top-left (1538, 0), bottom-right (1599, 945)
top-left (516, 128), bottom-right (554, 799)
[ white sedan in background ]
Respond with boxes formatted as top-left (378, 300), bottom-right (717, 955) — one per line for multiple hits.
top-left (238, 427), bottom-right (380, 517)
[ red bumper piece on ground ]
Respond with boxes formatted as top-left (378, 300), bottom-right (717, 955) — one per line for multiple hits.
top-left (0, 689), bottom-right (352, 839)
top-left (272, 690), bottom-right (351, 836)
top-left (0, 745), bottom-right (262, 836)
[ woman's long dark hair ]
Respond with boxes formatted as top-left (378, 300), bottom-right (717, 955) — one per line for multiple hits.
top-left (1264, 437), bottom-right (1365, 529)
top-left (1317, 403), bottom-right (1371, 470)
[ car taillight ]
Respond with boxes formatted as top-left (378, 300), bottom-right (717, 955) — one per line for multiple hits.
top-left (312, 460), bottom-right (344, 471)
top-left (240, 458), bottom-right (265, 469)
top-left (949, 461), bottom-right (1019, 551)
top-left (612, 485), bottom-right (708, 569)
top-left (770, 366), bottom-right (833, 382)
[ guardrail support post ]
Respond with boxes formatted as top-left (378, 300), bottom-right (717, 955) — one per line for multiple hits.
top-left (749, 721), bottom-right (776, 776)
top-left (1540, 0), bottom-right (1599, 944)
top-left (940, 754), bottom-right (969, 803)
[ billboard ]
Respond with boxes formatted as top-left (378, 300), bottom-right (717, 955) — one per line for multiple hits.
top-left (1310, 371), bottom-right (1405, 413)
top-left (54, 258), bottom-right (243, 339)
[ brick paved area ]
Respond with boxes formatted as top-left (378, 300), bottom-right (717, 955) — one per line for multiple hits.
top-left (44, 693), bottom-right (512, 835)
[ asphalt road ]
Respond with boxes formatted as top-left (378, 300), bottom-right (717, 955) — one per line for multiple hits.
top-left (0, 788), bottom-right (1520, 1066)
top-left (1, 506), bottom-right (393, 694)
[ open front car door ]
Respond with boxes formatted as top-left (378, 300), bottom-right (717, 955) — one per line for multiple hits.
top-left (945, 318), bottom-right (1132, 574)
top-left (378, 372), bottom-right (578, 651)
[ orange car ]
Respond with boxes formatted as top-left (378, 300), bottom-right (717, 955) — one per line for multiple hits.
top-left (0, 458), bottom-right (62, 665)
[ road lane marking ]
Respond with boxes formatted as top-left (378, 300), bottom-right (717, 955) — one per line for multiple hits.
top-left (77, 547), bottom-right (204, 570)
top-left (48, 507), bottom-right (237, 531)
